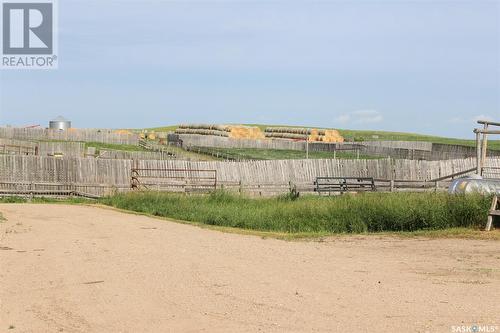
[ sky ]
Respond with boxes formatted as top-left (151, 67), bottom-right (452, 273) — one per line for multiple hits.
top-left (0, 0), bottom-right (499, 139)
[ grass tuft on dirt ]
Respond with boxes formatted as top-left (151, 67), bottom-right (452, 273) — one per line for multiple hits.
top-left (100, 191), bottom-right (491, 234)
top-left (0, 196), bottom-right (92, 204)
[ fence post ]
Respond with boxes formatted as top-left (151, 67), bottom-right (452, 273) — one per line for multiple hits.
top-left (475, 131), bottom-right (481, 175)
top-left (29, 182), bottom-right (33, 201)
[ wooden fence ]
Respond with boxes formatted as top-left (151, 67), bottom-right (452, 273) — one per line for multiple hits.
top-left (0, 127), bottom-right (139, 145)
top-left (0, 139), bottom-right (85, 157)
top-left (0, 138), bottom-right (37, 148)
top-left (1, 155), bottom-right (499, 197)
top-left (38, 142), bottom-right (85, 157)
top-left (178, 134), bottom-right (308, 150)
top-left (360, 141), bottom-right (433, 151)
top-left (99, 149), bottom-right (175, 160)
top-left (177, 134), bottom-right (500, 161)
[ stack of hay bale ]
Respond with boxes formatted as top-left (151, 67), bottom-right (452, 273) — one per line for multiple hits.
top-left (264, 127), bottom-right (343, 142)
top-left (175, 124), bottom-right (230, 137)
top-left (265, 127), bottom-right (311, 140)
top-left (139, 131), bottom-right (157, 140)
top-left (175, 124), bottom-right (265, 139)
top-left (227, 126), bottom-right (266, 139)
top-left (114, 129), bottom-right (133, 135)
top-left (174, 124), bottom-right (343, 142)
top-left (317, 129), bottom-right (344, 143)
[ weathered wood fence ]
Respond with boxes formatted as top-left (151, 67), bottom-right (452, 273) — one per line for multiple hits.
top-left (1, 155), bottom-right (499, 197)
top-left (0, 127), bottom-right (139, 145)
top-left (99, 149), bottom-right (175, 160)
top-left (0, 139), bottom-right (85, 157)
top-left (178, 134), bottom-right (500, 161)
top-left (360, 141), bottom-right (433, 151)
top-left (38, 142), bottom-right (85, 157)
top-left (178, 134), bottom-right (307, 150)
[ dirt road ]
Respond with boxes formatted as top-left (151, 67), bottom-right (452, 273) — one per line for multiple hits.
top-left (0, 204), bottom-right (499, 332)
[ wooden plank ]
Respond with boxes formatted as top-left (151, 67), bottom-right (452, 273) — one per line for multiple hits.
top-left (486, 195), bottom-right (499, 231)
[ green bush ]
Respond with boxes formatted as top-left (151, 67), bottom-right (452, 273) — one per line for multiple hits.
top-left (100, 191), bottom-right (491, 234)
top-left (0, 196), bottom-right (28, 203)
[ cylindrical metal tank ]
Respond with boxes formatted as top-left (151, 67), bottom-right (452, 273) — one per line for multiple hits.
top-left (49, 116), bottom-right (71, 131)
top-left (449, 176), bottom-right (500, 195)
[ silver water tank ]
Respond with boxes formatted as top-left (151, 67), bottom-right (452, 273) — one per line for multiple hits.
top-left (49, 116), bottom-right (71, 131)
top-left (449, 176), bottom-right (500, 195)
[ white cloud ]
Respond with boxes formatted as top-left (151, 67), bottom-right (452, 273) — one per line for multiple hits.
top-left (335, 109), bottom-right (383, 125)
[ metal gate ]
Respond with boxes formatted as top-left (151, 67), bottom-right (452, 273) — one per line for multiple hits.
top-left (131, 168), bottom-right (217, 193)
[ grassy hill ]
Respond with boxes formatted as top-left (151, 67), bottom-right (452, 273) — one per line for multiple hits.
top-left (142, 124), bottom-right (500, 151)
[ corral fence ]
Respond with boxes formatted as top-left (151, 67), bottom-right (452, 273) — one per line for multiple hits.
top-left (184, 145), bottom-right (365, 161)
top-left (0, 144), bottom-right (37, 155)
top-left (0, 181), bottom-right (129, 199)
top-left (131, 168), bottom-right (217, 192)
top-left (0, 138), bottom-right (89, 157)
top-left (176, 134), bottom-right (500, 161)
top-left (38, 142), bottom-right (86, 157)
top-left (100, 149), bottom-right (175, 161)
top-left (0, 138), bottom-right (37, 155)
top-left (0, 155), bottom-right (499, 198)
top-left (0, 127), bottom-right (139, 145)
top-left (184, 146), bottom-right (244, 161)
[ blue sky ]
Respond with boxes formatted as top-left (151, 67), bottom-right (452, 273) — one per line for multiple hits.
top-left (0, 0), bottom-right (499, 139)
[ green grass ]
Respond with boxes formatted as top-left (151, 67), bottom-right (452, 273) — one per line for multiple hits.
top-left (100, 191), bottom-right (492, 234)
top-left (197, 147), bottom-right (380, 160)
top-left (165, 145), bottom-right (220, 161)
top-left (338, 129), bottom-right (500, 150)
top-left (142, 125), bottom-right (178, 132)
top-left (0, 196), bottom-right (92, 204)
top-left (0, 196), bottom-right (27, 203)
top-left (84, 142), bottom-right (147, 154)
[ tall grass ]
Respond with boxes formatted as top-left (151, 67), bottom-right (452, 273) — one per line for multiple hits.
top-left (100, 191), bottom-right (490, 234)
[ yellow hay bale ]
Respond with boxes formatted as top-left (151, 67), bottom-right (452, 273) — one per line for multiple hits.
top-left (308, 134), bottom-right (320, 142)
top-left (322, 129), bottom-right (344, 143)
top-left (228, 126), bottom-right (265, 139)
top-left (264, 127), bottom-right (344, 142)
top-left (114, 129), bottom-right (132, 135)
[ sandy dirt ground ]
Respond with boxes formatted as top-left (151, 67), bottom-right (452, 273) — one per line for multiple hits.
top-left (0, 204), bottom-right (499, 333)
